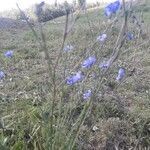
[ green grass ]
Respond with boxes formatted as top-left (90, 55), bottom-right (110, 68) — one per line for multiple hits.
top-left (0, 2), bottom-right (150, 150)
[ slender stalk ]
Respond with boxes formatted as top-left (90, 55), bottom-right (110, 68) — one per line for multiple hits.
top-left (16, 4), bottom-right (42, 49)
top-left (17, 4), bottom-right (53, 93)
top-left (94, 0), bottom-right (128, 94)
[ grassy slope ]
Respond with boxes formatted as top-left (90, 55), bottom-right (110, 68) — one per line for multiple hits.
top-left (0, 2), bottom-right (150, 149)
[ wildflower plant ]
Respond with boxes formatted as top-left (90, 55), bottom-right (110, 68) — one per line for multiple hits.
top-left (81, 56), bottom-right (96, 68)
top-left (104, 0), bottom-right (121, 17)
top-left (4, 50), bottom-right (13, 58)
top-left (83, 89), bottom-right (92, 100)
top-left (97, 33), bottom-right (107, 42)
top-left (99, 60), bottom-right (109, 69)
top-left (0, 0), bottom-right (149, 149)
top-left (66, 71), bottom-right (84, 85)
top-left (126, 32), bottom-right (134, 40)
top-left (64, 44), bottom-right (74, 52)
top-left (116, 68), bottom-right (126, 81)
top-left (0, 71), bottom-right (5, 80)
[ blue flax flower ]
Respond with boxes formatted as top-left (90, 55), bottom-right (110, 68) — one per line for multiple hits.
top-left (4, 50), bottom-right (13, 58)
top-left (0, 71), bottom-right (5, 80)
top-left (99, 61), bottom-right (109, 69)
top-left (83, 90), bottom-right (92, 100)
top-left (116, 68), bottom-right (125, 81)
top-left (105, 1), bottom-right (121, 17)
top-left (64, 45), bottom-right (74, 52)
top-left (66, 71), bottom-right (84, 85)
top-left (126, 32), bottom-right (134, 40)
top-left (81, 56), bottom-right (96, 68)
top-left (97, 34), bottom-right (107, 42)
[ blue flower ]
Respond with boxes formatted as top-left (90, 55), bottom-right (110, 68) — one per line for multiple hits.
top-left (105, 1), bottom-right (121, 17)
top-left (66, 71), bottom-right (84, 85)
top-left (126, 32), bottom-right (134, 40)
top-left (116, 68), bottom-right (125, 81)
top-left (0, 71), bottom-right (5, 80)
top-left (97, 34), bottom-right (107, 42)
top-left (81, 56), bottom-right (96, 68)
top-left (99, 61), bottom-right (109, 69)
top-left (4, 50), bottom-right (13, 58)
top-left (105, 7), bottom-right (112, 17)
top-left (83, 90), bottom-right (92, 100)
top-left (64, 45), bottom-right (74, 52)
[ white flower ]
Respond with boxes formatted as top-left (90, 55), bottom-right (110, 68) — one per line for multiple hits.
top-left (92, 126), bottom-right (99, 132)
top-left (64, 45), bottom-right (74, 52)
top-left (97, 33), bottom-right (107, 42)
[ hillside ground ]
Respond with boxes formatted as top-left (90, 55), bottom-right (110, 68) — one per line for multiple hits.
top-left (0, 1), bottom-right (150, 149)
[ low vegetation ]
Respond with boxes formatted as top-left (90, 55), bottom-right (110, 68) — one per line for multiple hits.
top-left (0, 0), bottom-right (150, 149)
